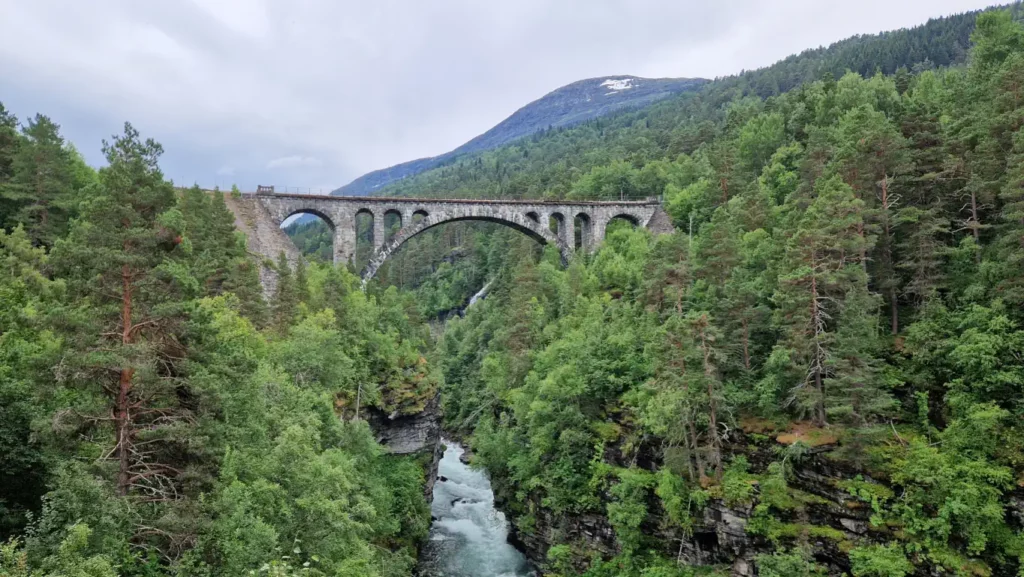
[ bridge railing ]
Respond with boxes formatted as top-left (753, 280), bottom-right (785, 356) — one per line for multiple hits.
top-left (250, 187), bottom-right (663, 204)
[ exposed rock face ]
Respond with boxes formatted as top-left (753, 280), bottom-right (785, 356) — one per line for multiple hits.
top-left (502, 448), bottom-right (891, 577)
top-left (365, 393), bottom-right (443, 498)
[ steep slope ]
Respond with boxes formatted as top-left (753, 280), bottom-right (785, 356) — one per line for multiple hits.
top-left (332, 76), bottom-right (706, 196)
top-left (371, 5), bottom-right (999, 202)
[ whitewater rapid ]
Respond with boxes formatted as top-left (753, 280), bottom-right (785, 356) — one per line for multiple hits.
top-left (418, 440), bottom-right (535, 577)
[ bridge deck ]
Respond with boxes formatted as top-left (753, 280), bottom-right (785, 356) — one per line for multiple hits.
top-left (250, 192), bottom-right (660, 206)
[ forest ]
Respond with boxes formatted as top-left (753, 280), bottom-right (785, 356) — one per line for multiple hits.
top-left (0, 117), bottom-right (439, 575)
top-left (430, 8), bottom-right (1024, 576)
top-left (4, 4), bottom-right (1024, 577)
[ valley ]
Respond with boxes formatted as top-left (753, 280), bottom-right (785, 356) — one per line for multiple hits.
top-left (4, 3), bottom-right (1024, 577)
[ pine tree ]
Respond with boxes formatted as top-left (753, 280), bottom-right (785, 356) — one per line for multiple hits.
top-left (2, 115), bottom-right (75, 245)
top-left (832, 104), bottom-right (908, 333)
top-left (49, 122), bottom-right (183, 500)
top-left (0, 103), bottom-right (20, 231)
top-left (897, 71), bottom-right (952, 309)
top-left (771, 175), bottom-right (875, 426)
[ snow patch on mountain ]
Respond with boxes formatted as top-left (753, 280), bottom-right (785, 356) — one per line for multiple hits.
top-left (601, 78), bottom-right (635, 94)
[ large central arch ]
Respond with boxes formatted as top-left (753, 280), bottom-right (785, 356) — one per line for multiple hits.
top-left (361, 209), bottom-right (571, 285)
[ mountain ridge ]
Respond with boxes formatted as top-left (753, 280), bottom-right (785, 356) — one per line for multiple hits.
top-left (331, 75), bottom-right (707, 196)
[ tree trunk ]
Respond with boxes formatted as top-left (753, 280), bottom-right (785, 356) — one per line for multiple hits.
top-left (810, 272), bottom-right (827, 426)
top-left (116, 264), bottom-right (134, 496)
top-left (699, 321), bottom-right (722, 480)
top-left (880, 176), bottom-right (898, 334)
top-left (741, 317), bottom-right (751, 370)
top-left (970, 189), bottom-right (982, 263)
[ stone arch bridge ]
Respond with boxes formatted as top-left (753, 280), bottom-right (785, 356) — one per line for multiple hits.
top-left (227, 192), bottom-right (674, 290)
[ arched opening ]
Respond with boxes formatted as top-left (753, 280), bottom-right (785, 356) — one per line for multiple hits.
top-left (384, 209), bottom-right (403, 245)
top-left (364, 214), bottom-right (568, 287)
top-left (354, 208), bottom-right (374, 272)
top-left (548, 212), bottom-right (564, 238)
top-left (526, 211), bottom-right (540, 223)
top-left (281, 210), bottom-right (334, 262)
top-left (606, 214), bottom-right (639, 236)
top-left (574, 212), bottom-right (592, 251)
top-left (413, 209), bottom-right (429, 223)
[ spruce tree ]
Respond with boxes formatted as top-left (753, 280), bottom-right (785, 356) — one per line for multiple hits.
top-left (271, 251), bottom-right (298, 334)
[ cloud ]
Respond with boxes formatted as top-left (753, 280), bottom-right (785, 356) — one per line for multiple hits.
top-left (0, 0), bottom-right (996, 192)
top-left (266, 155), bottom-right (323, 170)
top-left (216, 165), bottom-right (235, 175)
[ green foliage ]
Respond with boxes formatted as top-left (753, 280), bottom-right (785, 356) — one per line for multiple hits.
top-left (431, 11), bottom-right (1024, 574)
top-left (9, 6), bottom-right (1024, 576)
top-left (755, 549), bottom-right (827, 577)
top-left (0, 120), bottom-right (435, 576)
top-left (1, 525), bottom-right (117, 577)
top-left (848, 544), bottom-right (914, 577)
top-left (606, 468), bottom-right (657, 553)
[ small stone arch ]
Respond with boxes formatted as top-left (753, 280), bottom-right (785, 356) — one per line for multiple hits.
top-left (548, 211), bottom-right (565, 231)
top-left (383, 209), bottom-right (403, 244)
top-left (575, 212), bottom-right (592, 251)
top-left (608, 213), bottom-right (640, 226)
top-left (526, 211), bottom-right (540, 223)
top-left (383, 208), bottom-right (403, 227)
top-left (283, 208), bottom-right (335, 231)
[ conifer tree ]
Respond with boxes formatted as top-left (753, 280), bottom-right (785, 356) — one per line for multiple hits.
top-left (271, 251), bottom-right (298, 333)
top-left (770, 175), bottom-right (875, 425)
top-left (2, 115), bottom-right (75, 246)
top-left (897, 71), bottom-right (952, 308)
top-left (0, 103), bottom-right (20, 230)
top-left (49, 122), bottom-right (184, 501)
top-left (832, 104), bottom-right (908, 332)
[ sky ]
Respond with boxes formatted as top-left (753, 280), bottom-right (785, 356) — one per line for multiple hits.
top-left (0, 0), bottom-right (1000, 193)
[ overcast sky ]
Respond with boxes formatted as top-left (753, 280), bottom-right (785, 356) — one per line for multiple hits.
top-left (0, 0), bottom-right (999, 192)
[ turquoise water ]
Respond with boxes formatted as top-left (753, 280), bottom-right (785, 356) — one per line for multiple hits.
top-left (419, 441), bottom-right (535, 577)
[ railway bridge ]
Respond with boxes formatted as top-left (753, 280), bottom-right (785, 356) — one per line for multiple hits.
top-left (229, 192), bottom-right (674, 289)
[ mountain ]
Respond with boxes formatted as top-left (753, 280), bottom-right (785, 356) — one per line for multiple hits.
top-left (331, 75), bottom-right (707, 196)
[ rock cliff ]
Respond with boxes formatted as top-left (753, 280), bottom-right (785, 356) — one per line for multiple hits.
top-left (366, 393), bottom-right (443, 499)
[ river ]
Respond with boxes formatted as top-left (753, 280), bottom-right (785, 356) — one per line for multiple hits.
top-left (418, 440), bottom-right (536, 577)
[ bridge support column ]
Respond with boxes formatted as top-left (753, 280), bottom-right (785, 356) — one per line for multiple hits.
top-left (373, 212), bottom-right (385, 252)
top-left (334, 213), bottom-right (356, 268)
top-left (592, 218), bottom-right (607, 253)
top-left (561, 217), bottom-right (575, 256)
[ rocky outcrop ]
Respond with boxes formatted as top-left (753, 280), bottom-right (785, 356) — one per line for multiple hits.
top-left (365, 393), bottom-right (443, 498)
top-left (503, 445), bottom-right (892, 577)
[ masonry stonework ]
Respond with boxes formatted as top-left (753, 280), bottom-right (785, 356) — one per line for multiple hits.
top-left (228, 192), bottom-right (674, 291)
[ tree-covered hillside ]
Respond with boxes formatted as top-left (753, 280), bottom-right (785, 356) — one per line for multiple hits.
top-left (7, 3), bottom-right (1024, 577)
top-left (0, 115), bottom-right (438, 576)
top-left (304, 3), bottom-right (1024, 318)
top-left (332, 76), bottom-right (707, 196)
top-left (376, 4), bottom-right (1021, 202)
top-left (433, 8), bottom-right (1024, 576)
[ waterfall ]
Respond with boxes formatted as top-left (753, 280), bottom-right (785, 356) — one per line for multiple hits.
top-left (468, 280), bottom-right (492, 308)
